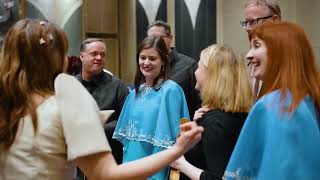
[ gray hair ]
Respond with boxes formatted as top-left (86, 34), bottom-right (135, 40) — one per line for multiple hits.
top-left (80, 38), bottom-right (105, 52)
top-left (245, 0), bottom-right (281, 19)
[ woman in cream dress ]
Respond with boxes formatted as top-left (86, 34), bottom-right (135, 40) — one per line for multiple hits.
top-left (0, 18), bottom-right (203, 180)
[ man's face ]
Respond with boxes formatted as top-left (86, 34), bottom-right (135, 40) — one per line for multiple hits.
top-left (147, 26), bottom-right (172, 51)
top-left (80, 41), bottom-right (106, 76)
top-left (243, 5), bottom-right (273, 32)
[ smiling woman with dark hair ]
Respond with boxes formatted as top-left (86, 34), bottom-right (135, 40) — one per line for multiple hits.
top-left (113, 35), bottom-right (190, 180)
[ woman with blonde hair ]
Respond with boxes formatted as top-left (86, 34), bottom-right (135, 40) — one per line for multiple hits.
top-left (171, 44), bottom-right (253, 180)
top-left (0, 18), bottom-right (203, 180)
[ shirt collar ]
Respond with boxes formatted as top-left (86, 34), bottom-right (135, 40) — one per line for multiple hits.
top-left (141, 78), bottom-right (165, 91)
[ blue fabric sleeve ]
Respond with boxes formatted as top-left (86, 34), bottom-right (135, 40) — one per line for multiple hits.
top-left (157, 81), bottom-right (190, 139)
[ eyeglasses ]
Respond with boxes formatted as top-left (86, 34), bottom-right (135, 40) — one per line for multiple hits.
top-left (240, 15), bottom-right (273, 29)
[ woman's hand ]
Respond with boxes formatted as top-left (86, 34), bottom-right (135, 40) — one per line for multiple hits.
top-left (171, 154), bottom-right (204, 180)
top-left (193, 106), bottom-right (210, 121)
top-left (171, 155), bottom-right (187, 170)
top-left (173, 121), bottom-right (203, 154)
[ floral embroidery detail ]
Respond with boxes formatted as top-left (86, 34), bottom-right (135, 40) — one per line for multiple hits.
top-left (223, 168), bottom-right (255, 180)
top-left (137, 85), bottom-right (153, 101)
top-left (136, 79), bottom-right (165, 101)
top-left (113, 119), bottom-right (175, 148)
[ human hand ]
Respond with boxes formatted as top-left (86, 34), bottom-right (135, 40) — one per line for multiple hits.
top-left (193, 106), bottom-right (209, 121)
top-left (170, 155), bottom-right (187, 170)
top-left (173, 121), bottom-right (203, 154)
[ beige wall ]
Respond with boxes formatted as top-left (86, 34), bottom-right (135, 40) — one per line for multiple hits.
top-left (217, 0), bottom-right (320, 62)
top-left (296, 0), bottom-right (320, 62)
top-left (82, 0), bottom-right (137, 83)
top-left (119, 0), bottom-right (137, 83)
top-left (82, 0), bottom-right (120, 76)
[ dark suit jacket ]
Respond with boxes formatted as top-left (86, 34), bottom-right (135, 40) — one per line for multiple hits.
top-left (169, 48), bottom-right (201, 119)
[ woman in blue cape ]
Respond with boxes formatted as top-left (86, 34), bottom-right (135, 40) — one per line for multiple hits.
top-left (224, 21), bottom-right (320, 180)
top-left (113, 36), bottom-right (190, 180)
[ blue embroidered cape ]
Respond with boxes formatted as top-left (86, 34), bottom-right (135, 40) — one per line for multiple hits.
top-left (113, 80), bottom-right (190, 180)
top-left (224, 91), bottom-right (320, 180)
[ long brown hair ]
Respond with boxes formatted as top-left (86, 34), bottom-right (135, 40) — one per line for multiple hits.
top-left (0, 19), bottom-right (68, 149)
top-left (134, 36), bottom-right (169, 94)
top-left (250, 21), bottom-right (320, 111)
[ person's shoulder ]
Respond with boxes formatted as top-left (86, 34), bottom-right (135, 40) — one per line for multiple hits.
top-left (103, 72), bottom-right (127, 86)
top-left (201, 109), bottom-right (247, 132)
top-left (205, 109), bottom-right (247, 121)
top-left (177, 53), bottom-right (196, 65)
top-left (200, 109), bottom-right (226, 124)
top-left (100, 71), bottom-right (113, 80)
top-left (74, 73), bottom-right (82, 81)
top-left (55, 73), bottom-right (88, 97)
top-left (254, 90), bottom-right (282, 113)
top-left (55, 73), bottom-right (80, 86)
top-left (260, 90), bottom-right (282, 103)
top-left (162, 80), bottom-right (183, 91)
top-left (173, 49), bottom-right (197, 65)
top-left (159, 80), bottom-right (185, 97)
top-left (198, 110), bottom-right (227, 131)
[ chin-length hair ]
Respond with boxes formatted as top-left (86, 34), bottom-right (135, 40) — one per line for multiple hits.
top-left (200, 44), bottom-right (253, 113)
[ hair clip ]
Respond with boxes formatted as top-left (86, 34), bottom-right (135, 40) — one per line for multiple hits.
top-left (39, 38), bottom-right (46, 45)
top-left (48, 34), bottom-right (53, 40)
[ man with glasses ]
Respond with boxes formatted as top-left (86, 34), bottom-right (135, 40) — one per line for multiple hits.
top-left (241, 0), bottom-right (281, 31)
top-left (241, 0), bottom-right (281, 99)
top-left (147, 20), bottom-right (201, 120)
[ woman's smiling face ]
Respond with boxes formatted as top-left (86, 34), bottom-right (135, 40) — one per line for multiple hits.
top-left (139, 47), bottom-right (163, 85)
top-left (246, 36), bottom-right (268, 81)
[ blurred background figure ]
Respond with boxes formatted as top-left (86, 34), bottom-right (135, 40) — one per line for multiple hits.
top-left (66, 56), bottom-right (81, 75)
top-left (0, 0), bottom-right (18, 50)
